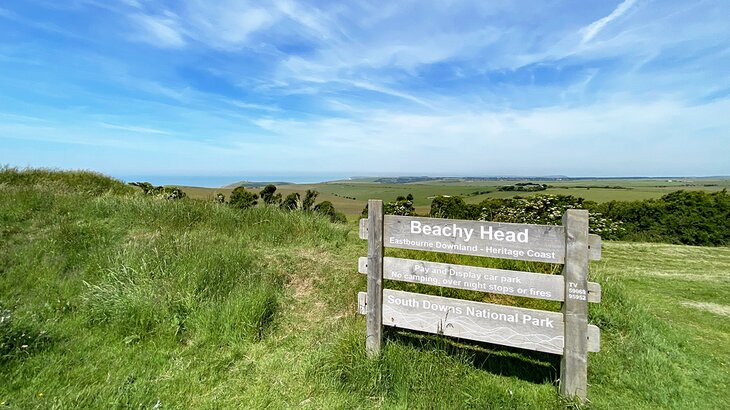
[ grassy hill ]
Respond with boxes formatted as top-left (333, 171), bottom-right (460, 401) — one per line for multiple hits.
top-left (1, 169), bottom-right (728, 409)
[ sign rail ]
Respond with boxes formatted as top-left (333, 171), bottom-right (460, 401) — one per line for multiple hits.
top-left (357, 256), bottom-right (601, 303)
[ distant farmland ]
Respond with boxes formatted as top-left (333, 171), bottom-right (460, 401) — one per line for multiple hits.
top-left (180, 177), bottom-right (730, 219)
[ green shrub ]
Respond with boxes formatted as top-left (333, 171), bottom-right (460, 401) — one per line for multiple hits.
top-left (229, 186), bottom-right (259, 209)
top-left (302, 189), bottom-right (319, 212)
top-left (361, 194), bottom-right (417, 217)
top-left (280, 192), bottom-right (300, 210)
top-left (593, 190), bottom-right (730, 245)
top-left (314, 200), bottom-right (347, 223)
top-left (477, 195), bottom-right (625, 239)
top-left (129, 182), bottom-right (187, 199)
top-left (430, 195), bottom-right (480, 219)
top-left (384, 196), bottom-right (416, 216)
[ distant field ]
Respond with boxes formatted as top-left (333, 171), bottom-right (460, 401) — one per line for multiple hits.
top-left (181, 178), bottom-right (730, 219)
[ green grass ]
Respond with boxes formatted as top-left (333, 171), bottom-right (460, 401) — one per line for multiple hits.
top-left (1, 169), bottom-right (728, 408)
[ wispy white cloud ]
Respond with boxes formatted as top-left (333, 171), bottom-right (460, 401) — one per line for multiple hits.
top-left (272, 0), bottom-right (333, 40)
top-left (245, 96), bottom-right (730, 175)
top-left (182, 1), bottom-right (276, 49)
top-left (115, 1), bottom-right (508, 105)
top-left (130, 12), bottom-right (186, 48)
top-left (581, 0), bottom-right (639, 44)
top-left (121, 1), bottom-right (286, 50)
top-left (345, 80), bottom-right (436, 109)
top-left (222, 99), bottom-right (282, 113)
top-left (99, 122), bottom-right (172, 135)
top-left (0, 122), bottom-right (132, 149)
top-left (0, 5), bottom-right (83, 39)
top-left (119, 0), bottom-right (142, 8)
top-left (0, 6), bottom-right (17, 19)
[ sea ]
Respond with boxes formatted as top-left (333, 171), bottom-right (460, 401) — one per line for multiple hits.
top-left (113, 174), bottom-right (355, 188)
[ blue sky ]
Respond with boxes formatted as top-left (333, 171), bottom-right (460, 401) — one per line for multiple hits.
top-left (1, 0), bottom-right (729, 179)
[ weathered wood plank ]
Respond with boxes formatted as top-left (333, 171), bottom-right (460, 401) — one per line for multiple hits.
top-left (363, 216), bottom-right (566, 263)
top-left (357, 290), bottom-right (600, 354)
top-left (366, 200), bottom-right (384, 357)
top-left (587, 282), bottom-right (601, 303)
top-left (359, 218), bottom-right (368, 241)
top-left (587, 324), bottom-right (600, 352)
top-left (360, 217), bottom-right (602, 262)
top-left (560, 209), bottom-right (590, 399)
top-left (357, 257), bottom-right (601, 303)
top-left (589, 234), bottom-right (602, 261)
top-left (358, 291), bottom-right (367, 315)
top-left (360, 216), bottom-right (601, 263)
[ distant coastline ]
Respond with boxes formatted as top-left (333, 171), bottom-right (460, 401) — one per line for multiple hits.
top-left (113, 174), bottom-right (730, 189)
top-left (114, 174), bottom-right (355, 188)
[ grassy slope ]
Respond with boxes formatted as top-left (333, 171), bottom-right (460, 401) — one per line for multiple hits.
top-left (1, 172), bottom-right (728, 409)
top-left (182, 178), bottom-right (730, 219)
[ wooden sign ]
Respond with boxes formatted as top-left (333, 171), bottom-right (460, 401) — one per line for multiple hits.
top-left (357, 256), bottom-right (601, 303)
top-left (359, 216), bottom-right (602, 263)
top-left (358, 289), bottom-right (600, 355)
top-left (359, 200), bottom-right (600, 400)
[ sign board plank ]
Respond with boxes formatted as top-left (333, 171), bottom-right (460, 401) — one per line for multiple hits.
top-left (358, 257), bottom-right (601, 303)
top-left (359, 216), bottom-right (602, 263)
top-left (361, 216), bottom-right (565, 263)
top-left (358, 290), bottom-right (599, 354)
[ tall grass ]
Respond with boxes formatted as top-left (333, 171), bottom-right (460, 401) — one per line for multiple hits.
top-left (0, 166), bottom-right (133, 196)
top-left (0, 169), bottom-right (351, 407)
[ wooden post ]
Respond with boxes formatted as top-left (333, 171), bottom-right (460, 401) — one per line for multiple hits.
top-left (560, 209), bottom-right (590, 399)
top-left (366, 199), bottom-right (384, 357)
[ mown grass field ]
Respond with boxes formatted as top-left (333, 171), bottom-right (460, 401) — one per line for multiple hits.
top-left (180, 178), bottom-right (730, 219)
top-left (1, 170), bottom-right (728, 409)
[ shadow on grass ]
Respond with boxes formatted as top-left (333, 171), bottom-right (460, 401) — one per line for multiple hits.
top-left (385, 327), bottom-right (561, 385)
